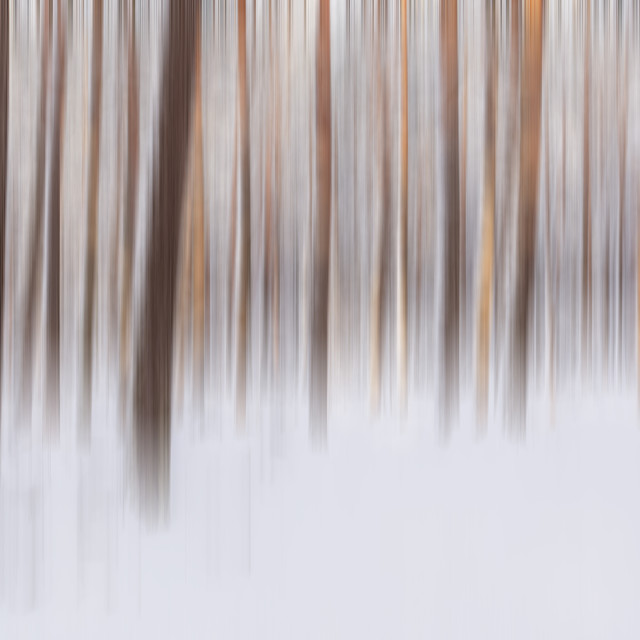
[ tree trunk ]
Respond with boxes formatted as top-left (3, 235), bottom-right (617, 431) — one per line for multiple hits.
top-left (22, 0), bottom-right (51, 404)
top-left (477, 3), bottom-right (497, 426)
top-left (192, 19), bottom-right (206, 406)
top-left (617, 34), bottom-right (628, 378)
top-left (80, 0), bottom-right (103, 438)
top-left (398, 0), bottom-right (408, 412)
top-left (0, 0), bottom-right (8, 419)
top-left (441, 0), bottom-right (460, 426)
top-left (309, 0), bottom-right (331, 439)
top-left (236, 0), bottom-right (251, 426)
top-left (582, 0), bottom-right (591, 370)
top-left (0, 0), bottom-right (9, 418)
top-left (496, 0), bottom-right (519, 374)
top-left (511, 0), bottom-right (543, 427)
top-left (227, 118), bottom-right (238, 381)
top-left (120, 0), bottom-right (139, 399)
top-left (45, 0), bottom-right (67, 431)
top-left (134, 0), bottom-right (199, 519)
top-left (370, 7), bottom-right (390, 415)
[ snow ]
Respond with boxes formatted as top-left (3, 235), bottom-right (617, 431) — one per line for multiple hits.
top-left (1, 394), bottom-right (640, 639)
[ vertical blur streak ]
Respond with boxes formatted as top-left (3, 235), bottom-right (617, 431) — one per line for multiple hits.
top-left (310, 0), bottom-right (331, 440)
top-left (22, 0), bottom-right (50, 412)
top-left (511, 0), bottom-right (543, 427)
top-left (477, 2), bottom-right (498, 427)
top-left (0, 0), bottom-right (8, 425)
top-left (134, 0), bottom-right (198, 520)
top-left (119, 0), bottom-right (139, 402)
top-left (236, 0), bottom-right (250, 427)
top-left (80, 0), bottom-right (103, 442)
top-left (441, 0), bottom-right (460, 429)
top-left (398, 0), bottom-right (408, 413)
top-left (45, 0), bottom-right (66, 433)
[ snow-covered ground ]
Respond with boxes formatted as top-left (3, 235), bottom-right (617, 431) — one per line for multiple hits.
top-left (1, 393), bottom-right (639, 639)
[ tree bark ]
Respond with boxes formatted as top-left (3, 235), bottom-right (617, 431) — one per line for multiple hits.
top-left (511, 0), bottom-right (543, 427)
top-left (192, 19), bottom-right (206, 405)
top-left (398, 0), bottom-right (408, 412)
top-left (45, 0), bottom-right (67, 431)
top-left (120, 0), bottom-right (139, 397)
top-left (134, 0), bottom-right (199, 519)
top-left (477, 3), bottom-right (497, 426)
top-left (22, 0), bottom-right (51, 404)
top-left (370, 5), bottom-right (390, 415)
top-left (236, 0), bottom-right (251, 426)
top-left (441, 0), bottom-right (460, 426)
top-left (80, 0), bottom-right (103, 438)
top-left (581, 0), bottom-right (591, 370)
top-left (0, 0), bottom-right (8, 421)
top-left (309, 0), bottom-right (331, 439)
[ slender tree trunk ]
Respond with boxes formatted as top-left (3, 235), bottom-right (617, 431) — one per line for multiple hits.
top-left (441, 0), bottom-right (460, 426)
top-left (120, 0), bottom-right (139, 398)
top-left (398, 0), bottom-right (408, 412)
top-left (460, 28), bottom-right (468, 381)
top-left (617, 34), bottom-right (628, 378)
top-left (370, 8), bottom-right (390, 415)
top-left (477, 3), bottom-right (497, 426)
top-left (496, 0), bottom-right (519, 374)
top-left (236, 0), bottom-right (251, 426)
top-left (0, 0), bottom-right (8, 421)
top-left (192, 19), bottom-right (206, 405)
top-left (309, 0), bottom-right (331, 438)
top-left (262, 1), bottom-right (274, 391)
top-left (80, 0), bottom-right (103, 437)
top-left (45, 0), bottom-right (66, 431)
top-left (134, 0), bottom-right (199, 519)
top-left (23, 0), bottom-right (50, 404)
top-left (111, 15), bottom-right (124, 349)
top-left (511, 0), bottom-right (543, 426)
top-left (227, 119), bottom-right (238, 381)
top-left (582, 0), bottom-right (591, 371)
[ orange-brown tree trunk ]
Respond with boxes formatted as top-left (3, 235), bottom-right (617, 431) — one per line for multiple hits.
top-left (511, 0), bottom-right (543, 426)
top-left (477, 3), bottom-right (498, 426)
top-left (310, 0), bottom-right (332, 438)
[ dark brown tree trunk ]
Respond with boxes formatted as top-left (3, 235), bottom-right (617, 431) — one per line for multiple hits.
top-left (120, 0), bottom-right (139, 398)
top-left (441, 0), bottom-right (460, 426)
top-left (192, 18), bottom-right (206, 406)
top-left (236, 0), bottom-right (251, 426)
top-left (45, 0), bottom-right (67, 431)
top-left (134, 0), bottom-right (199, 519)
top-left (23, 0), bottom-right (51, 405)
top-left (511, 0), bottom-right (543, 426)
top-left (309, 0), bottom-right (331, 439)
top-left (81, 0), bottom-right (103, 438)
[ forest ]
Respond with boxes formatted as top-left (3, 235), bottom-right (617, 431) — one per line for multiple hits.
top-left (1, 1), bottom-right (640, 636)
